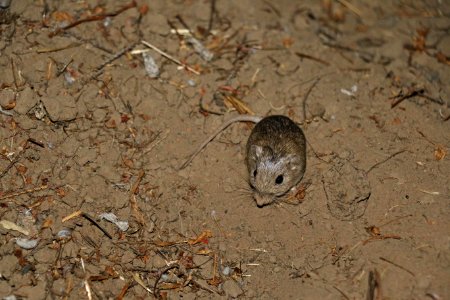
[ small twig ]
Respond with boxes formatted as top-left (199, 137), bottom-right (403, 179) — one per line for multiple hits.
top-left (0, 139), bottom-right (31, 179)
top-left (199, 95), bottom-right (224, 116)
top-left (49, 0), bottom-right (137, 37)
top-left (379, 257), bottom-right (415, 276)
top-left (133, 273), bottom-right (153, 294)
top-left (10, 57), bottom-right (18, 90)
top-left (81, 258), bottom-right (93, 300)
top-left (366, 150), bottom-right (407, 173)
top-left (207, 0), bottom-right (217, 34)
top-left (362, 234), bottom-right (401, 245)
top-left (336, 0), bottom-right (362, 18)
top-left (82, 212), bottom-right (113, 239)
top-left (36, 43), bottom-right (80, 53)
top-left (141, 40), bottom-right (200, 75)
top-left (129, 170), bottom-right (146, 225)
top-left (0, 105), bottom-right (13, 116)
top-left (390, 88), bottom-right (425, 108)
top-left (0, 185), bottom-right (48, 201)
top-left (366, 269), bottom-right (382, 300)
top-left (296, 52), bottom-right (330, 66)
top-left (334, 286), bottom-right (350, 300)
top-left (56, 58), bottom-right (74, 77)
top-left (302, 78), bottom-right (320, 121)
top-left (116, 281), bottom-right (131, 300)
top-left (379, 214), bottom-right (412, 228)
top-left (84, 41), bottom-right (139, 82)
top-left (153, 264), bottom-right (180, 298)
top-left (175, 15), bottom-right (193, 35)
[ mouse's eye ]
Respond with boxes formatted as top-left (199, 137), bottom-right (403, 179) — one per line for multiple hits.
top-left (275, 175), bottom-right (283, 184)
top-left (253, 170), bottom-right (257, 177)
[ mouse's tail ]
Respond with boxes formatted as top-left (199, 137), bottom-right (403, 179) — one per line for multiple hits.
top-left (179, 115), bottom-right (262, 170)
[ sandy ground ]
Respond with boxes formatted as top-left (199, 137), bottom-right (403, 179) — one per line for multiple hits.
top-left (0, 0), bottom-right (449, 299)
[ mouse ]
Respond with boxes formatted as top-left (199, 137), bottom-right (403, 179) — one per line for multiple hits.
top-left (180, 115), bottom-right (306, 207)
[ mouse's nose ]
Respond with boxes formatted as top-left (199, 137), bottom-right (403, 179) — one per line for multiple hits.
top-left (253, 192), bottom-right (274, 207)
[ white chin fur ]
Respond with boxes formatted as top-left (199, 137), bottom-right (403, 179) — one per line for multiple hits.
top-left (254, 192), bottom-right (274, 207)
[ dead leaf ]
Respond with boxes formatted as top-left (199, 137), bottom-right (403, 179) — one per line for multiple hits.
top-left (16, 164), bottom-right (27, 175)
top-left (139, 4), bottom-right (149, 15)
top-left (282, 37), bottom-right (294, 48)
top-left (0, 220), bottom-right (30, 235)
top-left (436, 52), bottom-right (450, 65)
top-left (434, 145), bottom-right (446, 161)
top-left (105, 118), bottom-right (117, 129)
top-left (207, 276), bottom-right (223, 287)
top-left (41, 218), bottom-right (53, 229)
top-left (56, 187), bottom-right (66, 198)
top-left (365, 226), bottom-right (381, 236)
top-left (188, 230), bottom-right (212, 245)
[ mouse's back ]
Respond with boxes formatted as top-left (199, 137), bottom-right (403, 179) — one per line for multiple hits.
top-left (246, 115), bottom-right (306, 206)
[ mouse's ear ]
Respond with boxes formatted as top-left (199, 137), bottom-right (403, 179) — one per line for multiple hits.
top-left (281, 154), bottom-right (304, 170)
top-left (250, 145), bottom-right (264, 158)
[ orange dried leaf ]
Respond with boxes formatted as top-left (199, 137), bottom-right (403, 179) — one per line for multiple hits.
top-left (436, 52), bottom-right (450, 65)
top-left (121, 114), bottom-right (130, 123)
top-left (366, 225), bottom-right (381, 236)
top-left (139, 113), bottom-right (151, 121)
top-left (41, 218), bottom-right (53, 229)
top-left (139, 4), bottom-right (149, 15)
top-left (196, 248), bottom-right (212, 255)
top-left (3, 100), bottom-right (16, 110)
top-left (62, 210), bottom-right (82, 222)
top-left (207, 276), bottom-right (223, 286)
top-left (282, 37), bottom-right (294, 48)
top-left (434, 145), bottom-right (446, 161)
top-left (123, 158), bottom-right (134, 168)
top-left (105, 118), bottom-right (117, 128)
top-left (153, 240), bottom-right (177, 247)
top-left (16, 164), bottom-right (27, 175)
top-left (10, 119), bottom-right (17, 130)
top-left (392, 117), bottom-right (402, 125)
top-left (51, 11), bottom-right (74, 23)
top-left (188, 230), bottom-right (212, 245)
top-left (56, 187), bottom-right (66, 198)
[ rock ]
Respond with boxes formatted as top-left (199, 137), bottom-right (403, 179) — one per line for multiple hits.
top-left (222, 280), bottom-right (243, 298)
top-left (15, 280), bottom-right (46, 299)
top-left (41, 94), bottom-right (77, 121)
top-left (0, 255), bottom-right (17, 278)
top-left (15, 86), bottom-right (37, 114)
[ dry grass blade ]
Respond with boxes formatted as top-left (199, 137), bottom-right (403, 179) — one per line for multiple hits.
top-left (223, 95), bottom-right (254, 115)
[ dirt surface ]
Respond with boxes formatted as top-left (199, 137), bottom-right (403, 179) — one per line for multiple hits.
top-left (1, 0), bottom-right (449, 299)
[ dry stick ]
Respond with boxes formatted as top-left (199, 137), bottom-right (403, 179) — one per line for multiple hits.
top-left (0, 139), bottom-right (31, 179)
top-left (390, 88), bottom-right (425, 108)
top-left (36, 43), bottom-right (81, 53)
top-left (82, 212), bottom-right (113, 239)
top-left (10, 57), bottom-right (18, 90)
top-left (379, 257), bottom-right (415, 276)
top-left (296, 52), bottom-right (330, 66)
top-left (129, 170), bottom-right (146, 226)
top-left (336, 0), bottom-right (363, 18)
top-left (366, 150), bottom-right (407, 173)
top-left (0, 185), bottom-right (48, 201)
top-left (379, 214), bottom-right (412, 228)
top-left (141, 40), bottom-right (200, 75)
top-left (48, 0), bottom-right (137, 37)
top-left (302, 77), bottom-right (320, 121)
top-left (117, 281), bottom-right (131, 300)
top-left (84, 41), bottom-right (139, 82)
top-left (207, 0), bottom-right (216, 34)
top-left (334, 286), bottom-right (350, 300)
top-left (366, 270), bottom-right (377, 300)
top-left (153, 264), bottom-right (180, 298)
top-left (175, 15), bottom-right (193, 34)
